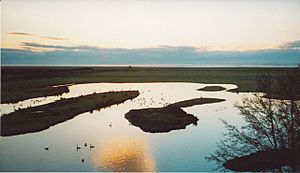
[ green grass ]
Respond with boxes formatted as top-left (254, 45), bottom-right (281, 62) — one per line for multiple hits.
top-left (1, 90), bottom-right (139, 136)
top-left (2, 66), bottom-right (299, 103)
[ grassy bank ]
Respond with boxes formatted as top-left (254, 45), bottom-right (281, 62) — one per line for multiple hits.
top-left (1, 90), bottom-right (139, 136)
top-left (1, 66), bottom-right (299, 103)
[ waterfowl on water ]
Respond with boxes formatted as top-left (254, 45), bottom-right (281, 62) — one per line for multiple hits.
top-left (109, 123), bottom-right (112, 127)
top-left (89, 144), bottom-right (95, 149)
top-left (76, 144), bottom-right (81, 150)
top-left (84, 143), bottom-right (87, 147)
top-left (44, 147), bottom-right (49, 151)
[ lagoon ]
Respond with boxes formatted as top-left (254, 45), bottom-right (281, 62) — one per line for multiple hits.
top-left (0, 82), bottom-right (250, 171)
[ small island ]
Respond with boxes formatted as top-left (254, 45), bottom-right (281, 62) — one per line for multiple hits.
top-left (197, 86), bottom-right (226, 92)
top-left (125, 106), bottom-right (198, 133)
top-left (125, 97), bottom-right (225, 133)
top-left (168, 98), bottom-right (225, 108)
top-left (1, 90), bottom-right (139, 136)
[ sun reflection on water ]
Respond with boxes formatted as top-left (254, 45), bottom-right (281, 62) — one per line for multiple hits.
top-left (92, 136), bottom-right (156, 172)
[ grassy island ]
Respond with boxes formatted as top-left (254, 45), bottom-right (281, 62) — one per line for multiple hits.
top-left (168, 98), bottom-right (225, 108)
top-left (125, 97), bottom-right (225, 133)
top-left (1, 90), bottom-right (139, 136)
top-left (197, 86), bottom-right (226, 92)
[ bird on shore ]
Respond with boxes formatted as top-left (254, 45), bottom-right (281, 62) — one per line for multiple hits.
top-left (81, 159), bottom-right (85, 163)
top-left (109, 123), bottom-right (112, 128)
top-left (89, 144), bottom-right (95, 150)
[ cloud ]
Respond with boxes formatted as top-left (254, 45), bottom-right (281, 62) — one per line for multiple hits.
top-left (8, 32), bottom-right (67, 41)
top-left (21, 42), bottom-right (99, 51)
top-left (8, 32), bottom-right (34, 36)
top-left (280, 40), bottom-right (300, 49)
top-left (39, 36), bottom-right (67, 40)
top-left (6, 41), bottom-right (299, 68)
top-left (20, 42), bottom-right (200, 53)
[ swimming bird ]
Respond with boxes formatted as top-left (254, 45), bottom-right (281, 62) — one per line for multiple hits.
top-left (84, 143), bottom-right (87, 147)
top-left (76, 144), bottom-right (81, 151)
top-left (81, 159), bottom-right (84, 163)
top-left (44, 147), bottom-right (49, 151)
top-left (109, 123), bottom-right (112, 128)
top-left (89, 144), bottom-right (95, 149)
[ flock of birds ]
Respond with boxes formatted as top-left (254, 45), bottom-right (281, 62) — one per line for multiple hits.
top-left (44, 143), bottom-right (95, 151)
top-left (215, 106), bottom-right (227, 112)
top-left (76, 143), bottom-right (95, 151)
top-left (12, 97), bottom-right (50, 112)
top-left (44, 143), bottom-right (95, 163)
top-left (133, 92), bottom-right (170, 108)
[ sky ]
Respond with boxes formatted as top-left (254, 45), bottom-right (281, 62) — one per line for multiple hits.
top-left (1, 0), bottom-right (300, 51)
top-left (1, 0), bottom-right (300, 66)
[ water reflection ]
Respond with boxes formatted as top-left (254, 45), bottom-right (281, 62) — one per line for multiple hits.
top-left (0, 82), bottom-right (242, 171)
top-left (92, 136), bottom-right (156, 172)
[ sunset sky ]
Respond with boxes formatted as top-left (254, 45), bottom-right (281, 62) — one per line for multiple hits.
top-left (2, 0), bottom-right (300, 51)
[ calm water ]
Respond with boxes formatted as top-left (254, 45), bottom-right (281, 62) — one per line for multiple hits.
top-left (0, 83), bottom-right (251, 171)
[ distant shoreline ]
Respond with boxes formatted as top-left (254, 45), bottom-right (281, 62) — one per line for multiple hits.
top-left (1, 66), bottom-right (299, 103)
top-left (1, 64), bottom-right (298, 68)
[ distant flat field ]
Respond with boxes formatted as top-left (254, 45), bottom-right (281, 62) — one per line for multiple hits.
top-left (1, 66), bottom-right (300, 103)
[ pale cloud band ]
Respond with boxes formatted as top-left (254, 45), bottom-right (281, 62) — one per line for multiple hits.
top-left (21, 42), bottom-right (99, 51)
top-left (20, 40), bottom-right (300, 52)
top-left (8, 32), bottom-right (67, 41)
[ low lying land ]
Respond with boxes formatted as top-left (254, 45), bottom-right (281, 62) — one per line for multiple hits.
top-left (1, 91), bottom-right (139, 136)
top-left (168, 98), bottom-right (225, 108)
top-left (197, 86), bottom-right (226, 92)
top-left (125, 97), bottom-right (225, 133)
top-left (223, 149), bottom-right (299, 172)
top-left (1, 66), bottom-right (299, 103)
